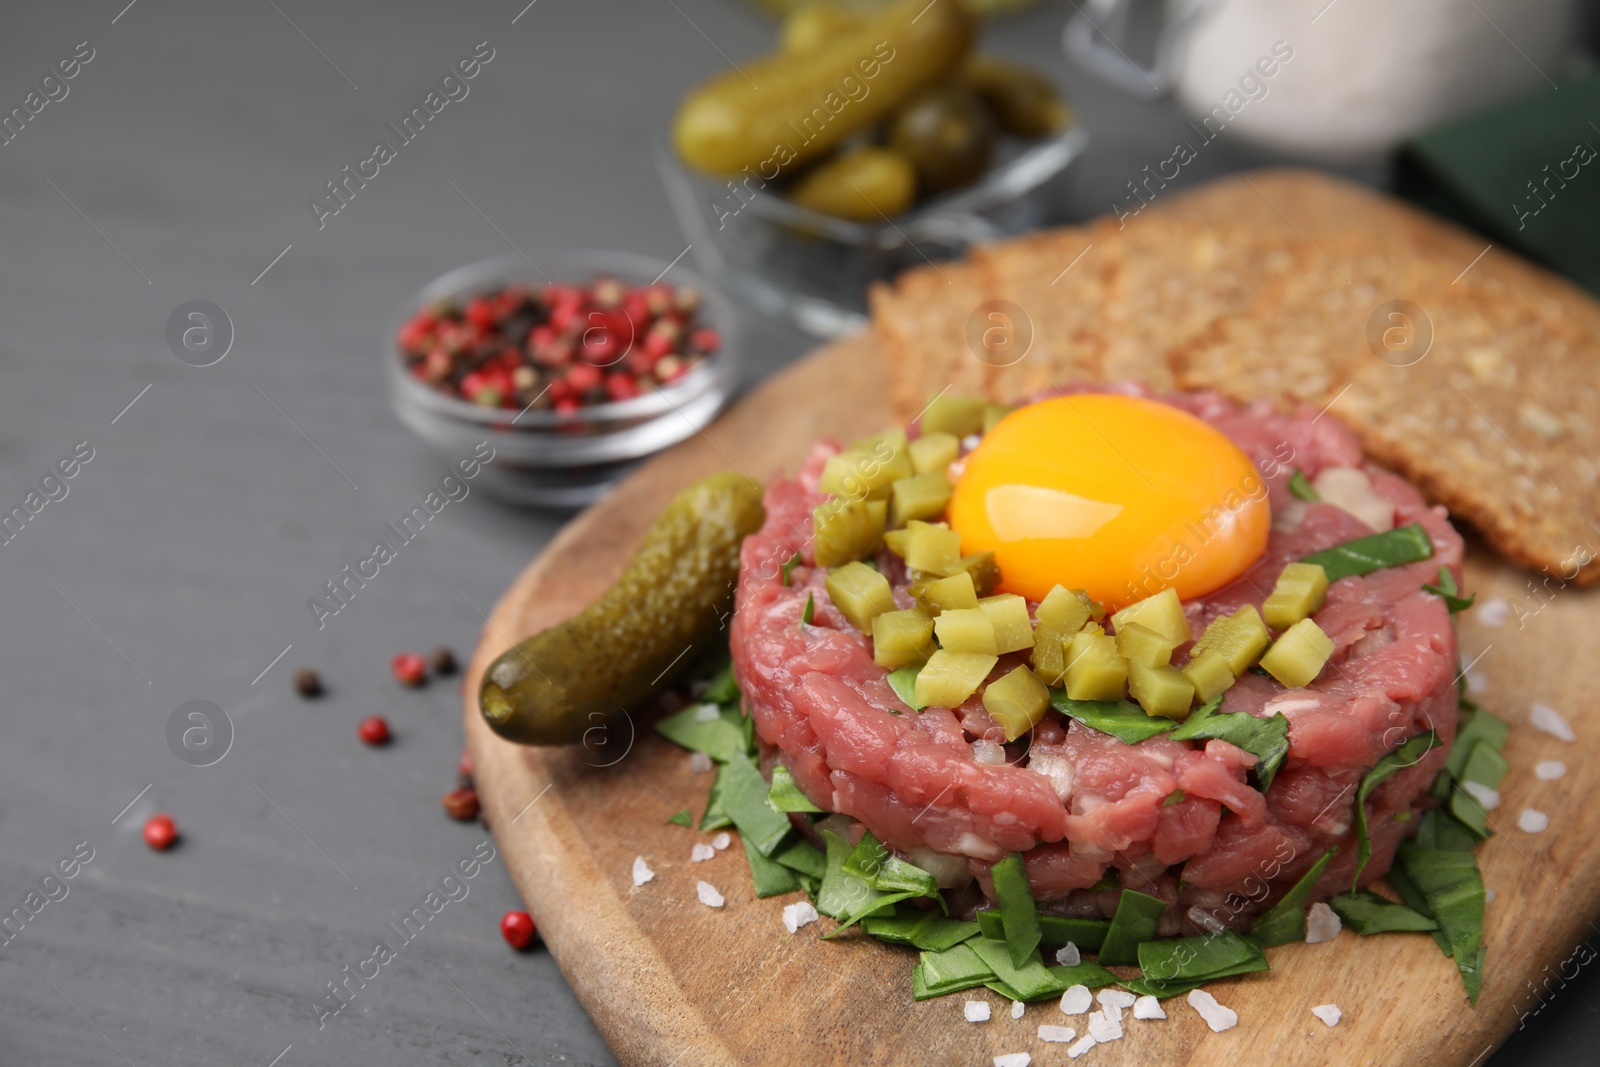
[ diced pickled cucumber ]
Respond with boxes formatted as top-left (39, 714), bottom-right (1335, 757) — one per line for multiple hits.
top-left (872, 608), bottom-right (935, 669)
top-left (812, 499), bottom-right (887, 567)
top-left (903, 520), bottom-right (963, 576)
top-left (1261, 562), bottom-right (1329, 630)
top-left (1064, 631), bottom-right (1127, 702)
top-left (933, 607), bottom-right (997, 655)
top-left (851, 427), bottom-right (908, 456)
top-left (1189, 605), bottom-right (1270, 676)
top-left (1181, 650), bottom-right (1235, 702)
top-left (983, 665), bottom-right (1051, 741)
top-left (1128, 661), bottom-right (1195, 719)
top-left (884, 527), bottom-right (910, 558)
top-left (1115, 621), bottom-right (1174, 668)
top-left (890, 471), bottom-right (953, 528)
top-left (920, 395), bottom-right (985, 437)
top-left (982, 403), bottom-right (1015, 433)
top-left (914, 649), bottom-right (997, 709)
top-left (948, 550), bottom-right (1001, 595)
top-left (909, 432), bottom-right (959, 476)
top-left (1036, 585), bottom-right (1096, 633)
top-left (819, 444), bottom-right (913, 502)
top-left (912, 571), bottom-right (979, 616)
top-left (1260, 618), bottom-right (1335, 688)
top-left (1111, 587), bottom-right (1191, 646)
top-left (978, 593), bottom-right (1034, 654)
top-left (1031, 631), bottom-right (1072, 686)
top-left (824, 561), bottom-right (896, 632)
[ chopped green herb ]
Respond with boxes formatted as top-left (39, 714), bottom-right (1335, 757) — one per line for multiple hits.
top-left (816, 830), bottom-right (896, 923)
top-left (914, 942), bottom-right (995, 999)
top-left (781, 552), bottom-right (802, 586)
top-left (1414, 808), bottom-right (1479, 852)
top-left (1448, 742), bottom-right (1509, 838)
top-left (699, 765), bottom-right (733, 831)
top-left (742, 834), bottom-right (803, 897)
top-left (1327, 890), bottom-right (1439, 934)
top-left (1097, 889), bottom-right (1166, 966)
top-left (1168, 698), bottom-right (1290, 791)
top-left (767, 763), bottom-right (823, 813)
top-left (1445, 703), bottom-right (1509, 779)
top-left (772, 837), bottom-right (827, 880)
top-left (1162, 789), bottom-right (1186, 807)
top-left (1123, 930), bottom-right (1269, 998)
top-left (1351, 731), bottom-right (1439, 888)
top-left (1422, 566), bottom-right (1475, 614)
top-left (1088, 872), bottom-right (1120, 892)
top-left (1049, 692), bottom-right (1176, 745)
top-left (887, 665), bottom-right (925, 710)
top-left (824, 889), bottom-right (921, 938)
top-left (1396, 844), bottom-right (1486, 1004)
top-left (862, 907), bottom-right (980, 952)
top-left (991, 853), bottom-right (1043, 968)
top-left (1288, 469), bottom-right (1320, 502)
top-left (843, 830), bottom-right (938, 898)
top-left (1046, 960), bottom-right (1119, 991)
top-left (978, 911), bottom-right (1113, 953)
top-left (654, 703), bottom-right (747, 762)
top-left (719, 751), bottom-right (794, 857)
top-left (1301, 522), bottom-right (1434, 582)
top-left (1251, 847), bottom-right (1337, 947)
top-left (667, 809), bottom-right (693, 827)
top-left (968, 936), bottom-right (1060, 1001)
top-left (1385, 862), bottom-right (1452, 956)
top-left (703, 662), bottom-right (740, 705)
top-left (842, 831), bottom-right (890, 883)
top-left (802, 592), bottom-right (815, 625)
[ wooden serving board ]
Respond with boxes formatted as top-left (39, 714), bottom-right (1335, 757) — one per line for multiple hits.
top-left (464, 332), bottom-right (1599, 1067)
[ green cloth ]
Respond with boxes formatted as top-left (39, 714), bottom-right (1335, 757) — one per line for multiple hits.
top-left (1397, 68), bottom-right (1600, 295)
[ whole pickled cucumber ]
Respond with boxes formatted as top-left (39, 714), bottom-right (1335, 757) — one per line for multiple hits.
top-left (790, 146), bottom-right (917, 221)
top-left (961, 54), bottom-right (1072, 138)
top-left (780, 4), bottom-right (863, 54)
top-left (479, 472), bottom-right (765, 745)
top-left (888, 85), bottom-right (996, 194)
top-left (673, 0), bottom-right (976, 177)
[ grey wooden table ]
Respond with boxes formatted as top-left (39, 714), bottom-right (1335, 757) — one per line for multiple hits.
top-left (0, 1), bottom-right (1592, 1064)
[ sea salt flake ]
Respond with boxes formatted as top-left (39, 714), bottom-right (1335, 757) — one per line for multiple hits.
top-left (1054, 942), bottom-right (1081, 967)
top-left (1097, 989), bottom-right (1136, 1010)
top-left (1087, 1010), bottom-right (1123, 1042)
top-left (631, 856), bottom-right (655, 887)
top-left (782, 901), bottom-right (818, 933)
top-left (688, 751), bottom-right (714, 773)
top-left (1038, 1024), bottom-right (1076, 1043)
top-left (1535, 760), bottom-right (1568, 780)
top-left (1188, 989), bottom-right (1237, 1033)
top-left (696, 881), bottom-right (724, 907)
top-left (1518, 808), bottom-right (1550, 833)
top-left (692, 703), bottom-right (721, 722)
top-left (972, 739), bottom-right (1006, 765)
top-left (1530, 702), bottom-right (1575, 742)
top-left (1467, 671), bottom-right (1487, 694)
top-left (965, 1000), bottom-right (992, 1023)
top-left (1311, 1003), bottom-right (1342, 1027)
top-left (1066, 1034), bottom-right (1097, 1059)
top-left (691, 843), bottom-right (715, 862)
top-left (1460, 780), bottom-right (1501, 811)
top-left (1011, 1000), bottom-right (1025, 1019)
top-left (993, 1055), bottom-right (1030, 1067)
top-left (1477, 598), bottom-right (1509, 627)
top-left (1133, 996), bottom-right (1166, 1020)
top-left (1059, 985), bottom-right (1093, 1015)
top-left (711, 832), bottom-right (731, 851)
top-left (1485, 887), bottom-right (1497, 904)
top-left (1306, 902), bottom-right (1343, 943)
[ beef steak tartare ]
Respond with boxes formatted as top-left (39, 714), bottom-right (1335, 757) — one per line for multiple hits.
top-left (729, 387), bottom-right (1463, 934)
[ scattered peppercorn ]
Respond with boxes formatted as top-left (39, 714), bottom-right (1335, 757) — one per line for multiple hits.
top-left (357, 715), bottom-right (392, 746)
top-left (143, 813), bottom-right (178, 852)
top-left (395, 278), bottom-right (719, 412)
top-left (500, 910), bottom-right (537, 950)
top-left (293, 668), bottom-right (323, 698)
top-left (430, 646), bottom-right (458, 676)
top-left (391, 653), bottom-right (427, 688)
top-left (441, 787), bottom-right (481, 821)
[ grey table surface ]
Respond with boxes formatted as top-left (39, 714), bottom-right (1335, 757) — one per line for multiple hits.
top-left (0, 1), bottom-right (1593, 1064)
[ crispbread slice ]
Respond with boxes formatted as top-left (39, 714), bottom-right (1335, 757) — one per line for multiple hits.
top-left (868, 256), bottom-right (992, 422)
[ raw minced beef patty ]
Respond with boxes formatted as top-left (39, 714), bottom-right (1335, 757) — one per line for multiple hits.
top-left (729, 387), bottom-right (1465, 933)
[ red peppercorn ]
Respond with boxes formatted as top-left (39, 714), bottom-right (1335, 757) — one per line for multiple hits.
top-left (500, 910), bottom-right (537, 950)
top-left (143, 813), bottom-right (178, 852)
top-left (391, 653), bottom-right (427, 687)
top-left (441, 787), bottom-right (480, 821)
top-left (357, 715), bottom-right (392, 746)
top-left (465, 296), bottom-right (497, 330)
top-left (689, 327), bottom-right (721, 353)
top-left (643, 320), bottom-right (681, 359)
top-left (553, 396), bottom-right (581, 415)
top-left (565, 363), bottom-right (602, 393)
top-left (605, 373), bottom-right (639, 401)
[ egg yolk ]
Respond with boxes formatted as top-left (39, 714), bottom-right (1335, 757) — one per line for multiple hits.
top-left (946, 394), bottom-right (1271, 609)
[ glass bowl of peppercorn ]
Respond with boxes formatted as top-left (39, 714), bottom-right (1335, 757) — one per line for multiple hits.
top-left (387, 251), bottom-right (739, 508)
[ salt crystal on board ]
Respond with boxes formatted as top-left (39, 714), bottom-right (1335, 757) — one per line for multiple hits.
top-left (1188, 989), bottom-right (1237, 1032)
top-left (1133, 996), bottom-right (1166, 1020)
top-left (1306, 902), bottom-right (1342, 943)
top-left (965, 1001), bottom-right (991, 1023)
top-left (1312, 1004), bottom-right (1342, 1027)
top-left (696, 881), bottom-right (724, 907)
top-left (1059, 985), bottom-right (1093, 1015)
top-left (1038, 1025), bottom-right (1076, 1043)
top-left (632, 856), bottom-right (655, 887)
top-left (1530, 702), bottom-right (1575, 742)
top-left (1535, 760), bottom-right (1568, 780)
top-left (1054, 942), bottom-right (1081, 967)
top-left (691, 843), bottom-right (715, 862)
top-left (1519, 808), bottom-right (1550, 833)
top-left (782, 901), bottom-right (818, 933)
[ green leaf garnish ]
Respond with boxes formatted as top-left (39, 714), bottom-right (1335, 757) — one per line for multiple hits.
top-left (781, 552), bottom-right (802, 586)
top-left (1049, 692), bottom-right (1176, 745)
top-left (1327, 890), bottom-right (1439, 934)
top-left (1396, 844), bottom-right (1486, 1004)
top-left (767, 763), bottom-right (823, 813)
top-left (816, 830), bottom-right (895, 923)
top-left (1422, 566), bottom-right (1475, 613)
top-left (862, 908), bottom-right (980, 952)
top-left (991, 853), bottom-right (1042, 968)
top-left (699, 765), bottom-right (733, 831)
top-left (967, 937), bottom-right (1061, 1001)
top-left (703, 662), bottom-right (740, 705)
top-left (1448, 741), bottom-right (1509, 838)
top-left (1351, 731), bottom-right (1439, 888)
top-left (843, 830), bottom-right (938, 898)
top-left (1251, 847), bottom-right (1336, 946)
top-left (976, 911), bottom-right (1111, 953)
top-left (1302, 522), bottom-right (1434, 582)
top-left (1445, 703), bottom-right (1509, 779)
top-left (1414, 808), bottom-right (1479, 852)
top-left (718, 751), bottom-right (794, 857)
top-left (1288, 469), bottom-right (1320, 501)
top-left (887, 665), bottom-right (925, 710)
top-left (667, 809), bottom-right (693, 827)
top-left (1385, 861), bottom-right (1452, 956)
top-left (771, 836), bottom-right (827, 880)
top-left (1161, 789), bottom-right (1186, 807)
top-left (801, 592), bottom-right (815, 625)
top-left (742, 835), bottom-right (802, 897)
top-left (1123, 930), bottom-right (1269, 998)
top-left (654, 703), bottom-right (748, 762)
top-left (1097, 889), bottom-right (1166, 966)
top-left (913, 942), bottom-right (995, 999)
top-left (1168, 698), bottom-right (1290, 791)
